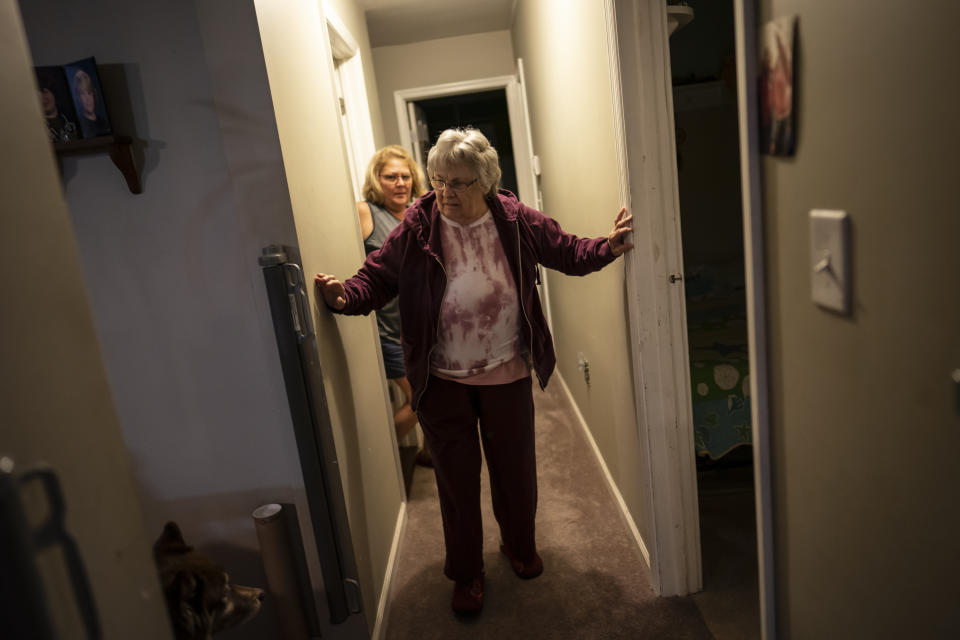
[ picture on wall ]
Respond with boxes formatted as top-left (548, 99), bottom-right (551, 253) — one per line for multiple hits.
top-left (64, 56), bottom-right (112, 139)
top-left (760, 15), bottom-right (797, 156)
top-left (34, 66), bottom-right (80, 142)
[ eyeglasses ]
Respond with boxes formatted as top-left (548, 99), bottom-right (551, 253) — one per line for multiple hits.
top-left (431, 177), bottom-right (478, 194)
top-left (380, 172), bottom-right (412, 184)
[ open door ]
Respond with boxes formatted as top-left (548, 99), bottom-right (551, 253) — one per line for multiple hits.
top-left (405, 100), bottom-right (430, 172)
top-left (507, 58), bottom-right (541, 210)
top-left (333, 63), bottom-right (360, 199)
top-left (508, 57), bottom-right (552, 330)
top-left (327, 7), bottom-right (376, 200)
top-left (1, 1), bottom-right (172, 636)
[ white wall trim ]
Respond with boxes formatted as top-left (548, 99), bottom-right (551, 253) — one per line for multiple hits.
top-left (734, 1), bottom-right (776, 637)
top-left (602, 0), bottom-right (658, 585)
top-left (607, 0), bottom-right (701, 596)
top-left (555, 372), bottom-right (651, 566)
top-left (370, 503), bottom-right (407, 640)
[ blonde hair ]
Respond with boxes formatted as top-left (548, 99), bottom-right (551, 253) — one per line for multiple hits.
top-left (362, 145), bottom-right (426, 205)
top-left (73, 69), bottom-right (93, 93)
top-left (426, 128), bottom-right (501, 198)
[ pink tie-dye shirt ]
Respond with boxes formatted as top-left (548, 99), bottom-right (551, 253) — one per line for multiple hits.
top-left (431, 211), bottom-right (528, 384)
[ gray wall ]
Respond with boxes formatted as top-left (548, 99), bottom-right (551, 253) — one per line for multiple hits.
top-left (670, 0), bottom-right (744, 270)
top-left (756, 1), bottom-right (960, 636)
top-left (2, 0), bottom-right (172, 634)
top-left (19, 0), bottom-right (400, 637)
top-left (19, 3), bottom-right (306, 636)
top-left (20, 0), bottom-right (300, 511)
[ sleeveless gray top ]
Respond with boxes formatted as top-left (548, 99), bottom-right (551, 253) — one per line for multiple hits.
top-left (363, 201), bottom-right (402, 345)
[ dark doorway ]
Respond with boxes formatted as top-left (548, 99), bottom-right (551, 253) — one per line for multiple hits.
top-left (669, 0), bottom-right (760, 637)
top-left (414, 89), bottom-right (519, 196)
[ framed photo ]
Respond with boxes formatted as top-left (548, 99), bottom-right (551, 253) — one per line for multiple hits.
top-left (64, 56), bottom-right (112, 139)
top-left (35, 66), bottom-right (81, 142)
top-left (760, 15), bottom-right (797, 157)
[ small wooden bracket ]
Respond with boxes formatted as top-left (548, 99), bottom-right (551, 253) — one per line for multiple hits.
top-left (54, 135), bottom-right (142, 194)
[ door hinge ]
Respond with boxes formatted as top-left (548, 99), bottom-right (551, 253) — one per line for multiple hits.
top-left (339, 97), bottom-right (346, 116)
top-left (669, 274), bottom-right (683, 283)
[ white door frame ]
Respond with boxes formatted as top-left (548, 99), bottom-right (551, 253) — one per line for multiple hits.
top-left (605, 0), bottom-right (701, 598)
top-left (607, 0), bottom-right (775, 635)
top-left (734, 1), bottom-right (776, 636)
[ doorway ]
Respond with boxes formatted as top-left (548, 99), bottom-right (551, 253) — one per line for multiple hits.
top-left (669, 1), bottom-right (760, 636)
top-left (409, 89), bottom-right (520, 196)
top-left (608, 0), bottom-right (773, 634)
top-left (393, 72), bottom-right (539, 210)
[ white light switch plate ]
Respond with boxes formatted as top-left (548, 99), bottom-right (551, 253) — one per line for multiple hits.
top-left (810, 209), bottom-right (850, 314)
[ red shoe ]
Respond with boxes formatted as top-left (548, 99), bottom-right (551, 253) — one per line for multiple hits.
top-left (500, 544), bottom-right (543, 579)
top-left (451, 574), bottom-right (484, 614)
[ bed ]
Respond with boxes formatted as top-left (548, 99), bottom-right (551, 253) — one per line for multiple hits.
top-left (684, 263), bottom-right (752, 460)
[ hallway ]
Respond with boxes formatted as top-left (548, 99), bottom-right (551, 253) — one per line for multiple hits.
top-left (383, 379), bottom-right (714, 639)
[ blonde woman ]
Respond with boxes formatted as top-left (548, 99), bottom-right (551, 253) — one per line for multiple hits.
top-left (358, 146), bottom-right (429, 463)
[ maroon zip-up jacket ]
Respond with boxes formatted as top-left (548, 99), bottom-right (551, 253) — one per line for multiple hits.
top-left (333, 189), bottom-right (617, 410)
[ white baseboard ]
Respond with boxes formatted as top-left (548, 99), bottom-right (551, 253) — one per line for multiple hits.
top-left (370, 502), bottom-right (407, 640)
top-left (554, 371), bottom-right (651, 566)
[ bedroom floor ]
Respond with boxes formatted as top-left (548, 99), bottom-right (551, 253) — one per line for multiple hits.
top-left (692, 451), bottom-right (761, 640)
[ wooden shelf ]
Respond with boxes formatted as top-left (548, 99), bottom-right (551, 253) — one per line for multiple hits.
top-left (54, 135), bottom-right (142, 194)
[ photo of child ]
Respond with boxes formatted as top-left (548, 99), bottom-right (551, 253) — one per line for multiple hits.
top-left (760, 15), bottom-right (797, 156)
top-left (34, 65), bottom-right (80, 142)
top-left (64, 57), bottom-right (112, 139)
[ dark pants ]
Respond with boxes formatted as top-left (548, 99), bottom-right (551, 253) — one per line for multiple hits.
top-left (416, 375), bottom-right (538, 582)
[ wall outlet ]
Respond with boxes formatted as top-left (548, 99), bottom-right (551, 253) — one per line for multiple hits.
top-left (577, 352), bottom-right (591, 386)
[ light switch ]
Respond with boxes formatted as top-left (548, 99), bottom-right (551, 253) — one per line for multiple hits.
top-left (810, 209), bottom-right (850, 314)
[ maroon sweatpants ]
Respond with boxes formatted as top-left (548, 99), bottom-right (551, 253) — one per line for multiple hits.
top-left (416, 374), bottom-right (538, 582)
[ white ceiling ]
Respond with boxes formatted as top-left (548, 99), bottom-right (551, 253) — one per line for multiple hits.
top-left (357, 0), bottom-right (516, 48)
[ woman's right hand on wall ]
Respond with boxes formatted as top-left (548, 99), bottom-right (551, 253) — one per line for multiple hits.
top-left (607, 207), bottom-right (634, 257)
top-left (314, 273), bottom-right (346, 310)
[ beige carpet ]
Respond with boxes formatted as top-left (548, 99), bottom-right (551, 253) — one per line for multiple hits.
top-left (383, 379), bottom-right (714, 639)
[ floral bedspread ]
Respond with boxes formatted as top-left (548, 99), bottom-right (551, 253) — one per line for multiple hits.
top-left (684, 264), bottom-right (752, 460)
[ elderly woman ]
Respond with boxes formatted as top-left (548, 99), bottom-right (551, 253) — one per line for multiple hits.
top-left (357, 146), bottom-right (429, 462)
top-left (315, 128), bottom-right (632, 614)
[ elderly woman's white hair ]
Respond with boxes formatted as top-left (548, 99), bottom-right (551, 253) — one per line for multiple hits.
top-left (426, 128), bottom-right (502, 198)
